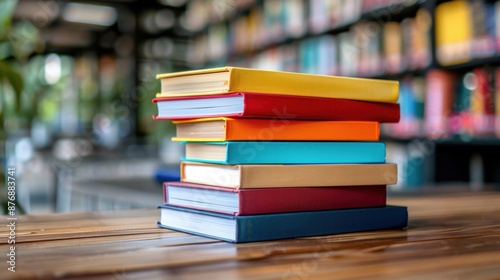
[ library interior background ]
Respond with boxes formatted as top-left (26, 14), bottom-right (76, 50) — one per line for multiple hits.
top-left (2, 0), bottom-right (500, 213)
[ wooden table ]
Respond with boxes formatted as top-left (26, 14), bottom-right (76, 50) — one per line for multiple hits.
top-left (2, 191), bottom-right (500, 279)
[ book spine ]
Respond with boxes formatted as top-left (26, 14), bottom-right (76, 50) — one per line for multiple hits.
top-left (224, 119), bottom-right (233, 140)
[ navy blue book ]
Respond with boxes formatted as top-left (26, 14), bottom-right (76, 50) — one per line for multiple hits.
top-left (153, 167), bottom-right (180, 183)
top-left (156, 205), bottom-right (408, 243)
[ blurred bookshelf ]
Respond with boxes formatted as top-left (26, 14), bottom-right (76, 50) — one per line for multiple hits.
top-left (3, 1), bottom-right (195, 151)
top-left (1, 0), bottom-right (192, 213)
top-left (179, 0), bottom-right (500, 190)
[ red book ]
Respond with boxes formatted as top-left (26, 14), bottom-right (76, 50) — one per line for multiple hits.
top-left (163, 182), bottom-right (387, 216)
top-left (153, 92), bottom-right (400, 122)
top-left (424, 70), bottom-right (454, 138)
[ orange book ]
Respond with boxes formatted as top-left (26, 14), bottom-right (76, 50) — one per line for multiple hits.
top-left (172, 117), bottom-right (380, 142)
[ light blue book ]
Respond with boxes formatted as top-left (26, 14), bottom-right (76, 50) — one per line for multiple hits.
top-left (182, 141), bottom-right (386, 164)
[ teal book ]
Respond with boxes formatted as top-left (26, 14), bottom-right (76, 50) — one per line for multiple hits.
top-left (157, 205), bottom-right (408, 243)
top-left (182, 141), bottom-right (386, 164)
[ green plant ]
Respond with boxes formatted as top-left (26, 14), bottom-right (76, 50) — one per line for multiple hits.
top-left (0, 0), bottom-right (42, 214)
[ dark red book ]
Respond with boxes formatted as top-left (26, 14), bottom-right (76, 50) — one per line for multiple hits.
top-left (153, 92), bottom-right (400, 122)
top-left (163, 182), bottom-right (387, 216)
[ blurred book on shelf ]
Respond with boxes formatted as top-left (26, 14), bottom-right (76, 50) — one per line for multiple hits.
top-left (454, 67), bottom-right (496, 136)
top-left (422, 67), bottom-right (499, 140)
top-left (182, 0), bottom-right (256, 32)
top-left (496, 68), bottom-right (500, 137)
top-left (381, 65), bottom-right (500, 141)
top-left (386, 142), bottom-right (428, 189)
top-left (185, 0), bottom-right (430, 77)
top-left (424, 69), bottom-right (456, 139)
top-left (263, 0), bottom-right (286, 44)
top-left (207, 23), bottom-right (228, 61)
top-left (299, 36), bottom-right (338, 75)
top-left (353, 21), bottom-right (382, 77)
top-left (384, 76), bottom-right (425, 139)
top-left (384, 21), bottom-right (403, 75)
top-left (284, 0), bottom-right (307, 39)
top-left (435, 0), bottom-right (500, 66)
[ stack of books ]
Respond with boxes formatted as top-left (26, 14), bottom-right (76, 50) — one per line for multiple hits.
top-left (153, 66), bottom-right (408, 243)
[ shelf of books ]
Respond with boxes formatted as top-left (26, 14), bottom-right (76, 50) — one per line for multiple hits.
top-left (175, 0), bottom-right (500, 189)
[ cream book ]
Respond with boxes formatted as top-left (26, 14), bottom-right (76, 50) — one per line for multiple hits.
top-left (156, 66), bottom-right (399, 103)
top-left (180, 162), bottom-right (398, 189)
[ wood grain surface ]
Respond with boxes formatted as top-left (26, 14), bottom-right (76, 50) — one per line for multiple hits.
top-left (1, 192), bottom-right (500, 279)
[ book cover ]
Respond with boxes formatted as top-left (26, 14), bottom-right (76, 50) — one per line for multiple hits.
top-left (157, 204), bottom-right (408, 243)
top-left (163, 182), bottom-right (387, 215)
top-left (181, 162), bottom-right (398, 188)
top-left (153, 92), bottom-right (401, 122)
top-left (182, 141), bottom-right (386, 164)
top-left (155, 66), bottom-right (399, 103)
top-left (173, 117), bottom-right (380, 142)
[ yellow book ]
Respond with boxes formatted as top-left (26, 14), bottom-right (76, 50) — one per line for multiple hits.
top-left (435, 0), bottom-right (472, 66)
top-left (156, 66), bottom-right (399, 103)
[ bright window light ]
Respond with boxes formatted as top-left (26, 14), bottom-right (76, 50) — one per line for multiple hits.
top-left (62, 3), bottom-right (117, 26)
top-left (44, 54), bottom-right (61, 84)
